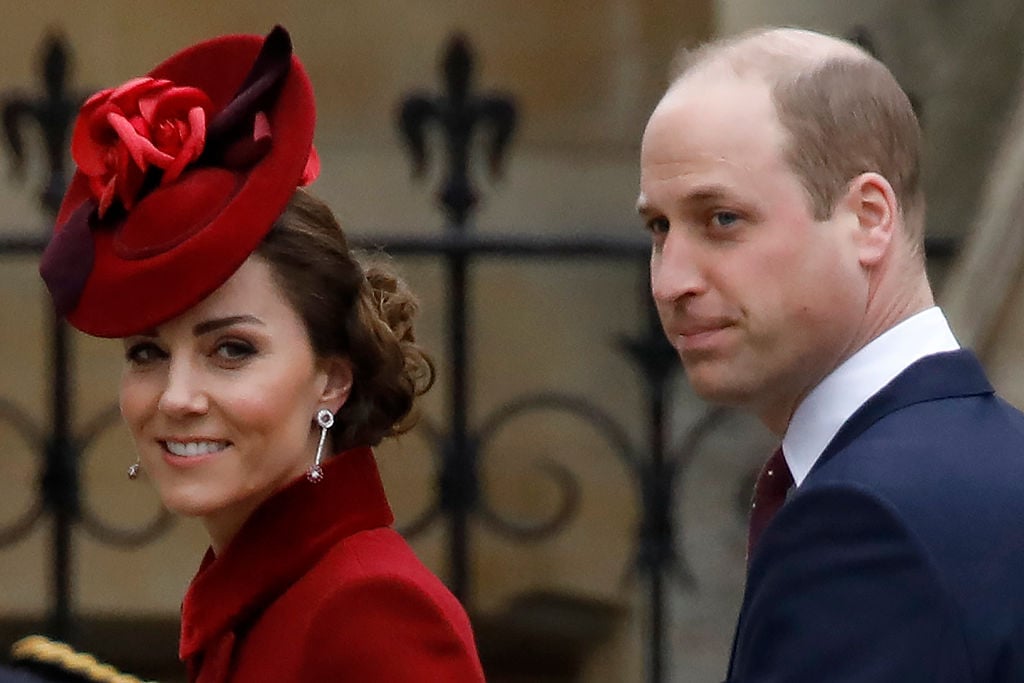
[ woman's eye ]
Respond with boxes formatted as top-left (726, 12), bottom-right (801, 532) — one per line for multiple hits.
top-left (125, 342), bottom-right (165, 365)
top-left (215, 340), bottom-right (256, 362)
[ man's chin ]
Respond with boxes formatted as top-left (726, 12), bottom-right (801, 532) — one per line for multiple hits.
top-left (683, 367), bottom-right (754, 407)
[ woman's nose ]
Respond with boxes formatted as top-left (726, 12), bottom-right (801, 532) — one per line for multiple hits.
top-left (157, 359), bottom-right (208, 416)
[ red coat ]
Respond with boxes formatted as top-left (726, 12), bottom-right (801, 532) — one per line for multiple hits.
top-left (179, 447), bottom-right (485, 682)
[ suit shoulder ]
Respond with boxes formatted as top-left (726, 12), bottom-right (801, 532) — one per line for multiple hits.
top-left (813, 392), bottom-right (1024, 511)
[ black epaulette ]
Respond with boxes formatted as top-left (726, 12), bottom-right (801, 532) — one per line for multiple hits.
top-left (7, 636), bottom-right (157, 683)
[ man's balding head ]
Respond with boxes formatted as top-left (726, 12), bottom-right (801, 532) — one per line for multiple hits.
top-left (669, 28), bottom-right (925, 251)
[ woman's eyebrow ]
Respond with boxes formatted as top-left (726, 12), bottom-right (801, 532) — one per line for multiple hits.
top-left (193, 315), bottom-right (263, 337)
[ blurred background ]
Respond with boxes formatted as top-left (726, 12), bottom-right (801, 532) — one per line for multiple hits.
top-left (2, 1), bottom-right (1023, 681)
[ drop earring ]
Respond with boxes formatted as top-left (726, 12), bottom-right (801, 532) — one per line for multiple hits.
top-left (127, 458), bottom-right (141, 480)
top-left (307, 408), bottom-right (334, 483)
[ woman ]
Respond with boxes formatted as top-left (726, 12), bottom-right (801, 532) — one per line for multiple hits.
top-left (39, 26), bottom-right (485, 683)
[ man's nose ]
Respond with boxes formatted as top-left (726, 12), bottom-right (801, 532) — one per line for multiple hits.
top-left (651, 230), bottom-right (706, 304)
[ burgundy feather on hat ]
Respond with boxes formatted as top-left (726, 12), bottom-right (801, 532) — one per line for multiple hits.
top-left (40, 25), bottom-right (319, 337)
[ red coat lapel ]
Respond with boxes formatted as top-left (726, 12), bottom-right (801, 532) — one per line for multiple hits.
top-left (179, 446), bottom-right (394, 680)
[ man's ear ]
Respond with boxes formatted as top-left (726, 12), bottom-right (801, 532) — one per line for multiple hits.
top-left (842, 172), bottom-right (898, 267)
top-left (318, 355), bottom-right (353, 414)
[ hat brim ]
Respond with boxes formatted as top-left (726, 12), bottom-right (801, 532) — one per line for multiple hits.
top-left (51, 30), bottom-right (315, 338)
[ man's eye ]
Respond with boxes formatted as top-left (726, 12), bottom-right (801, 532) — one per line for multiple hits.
top-left (711, 211), bottom-right (740, 228)
top-left (646, 217), bottom-right (670, 234)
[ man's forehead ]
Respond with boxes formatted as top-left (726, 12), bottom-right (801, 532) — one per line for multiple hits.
top-left (663, 68), bottom-right (770, 108)
top-left (643, 74), bottom-right (781, 157)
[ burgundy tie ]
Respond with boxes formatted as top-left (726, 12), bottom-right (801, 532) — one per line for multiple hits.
top-left (747, 447), bottom-right (794, 560)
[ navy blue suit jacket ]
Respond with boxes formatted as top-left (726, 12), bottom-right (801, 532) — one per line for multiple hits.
top-left (726, 350), bottom-right (1024, 682)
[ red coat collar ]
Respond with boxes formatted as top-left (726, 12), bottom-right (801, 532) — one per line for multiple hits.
top-left (178, 446), bottom-right (393, 665)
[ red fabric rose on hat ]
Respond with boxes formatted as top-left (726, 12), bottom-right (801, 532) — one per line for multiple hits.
top-left (42, 26), bottom-right (320, 336)
top-left (71, 77), bottom-right (214, 218)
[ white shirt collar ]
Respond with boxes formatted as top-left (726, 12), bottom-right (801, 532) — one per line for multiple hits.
top-left (782, 307), bottom-right (960, 486)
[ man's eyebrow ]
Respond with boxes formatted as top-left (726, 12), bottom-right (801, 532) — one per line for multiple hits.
top-left (636, 184), bottom-right (733, 216)
top-left (193, 315), bottom-right (263, 337)
top-left (686, 185), bottom-right (732, 203)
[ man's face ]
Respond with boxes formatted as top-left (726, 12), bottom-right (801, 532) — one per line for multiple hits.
top-left (638, 74), bottom-right (868, 432)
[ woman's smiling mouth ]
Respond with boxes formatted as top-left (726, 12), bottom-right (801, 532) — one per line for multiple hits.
top-left (163, 440), bottom-right (231, 457)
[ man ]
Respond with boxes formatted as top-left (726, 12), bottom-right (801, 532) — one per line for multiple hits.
top-left (638, 27), bottom-right (1024, 681)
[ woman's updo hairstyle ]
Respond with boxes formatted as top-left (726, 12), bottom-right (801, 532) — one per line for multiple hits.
top-left (256, 189), bottom-right (434, 450)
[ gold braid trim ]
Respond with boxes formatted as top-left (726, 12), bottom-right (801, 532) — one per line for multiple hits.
top-left (9, 635), bottom-right (158, 683)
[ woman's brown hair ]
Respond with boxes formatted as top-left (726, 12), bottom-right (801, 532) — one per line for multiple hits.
top-left (256, 189), bottom-right (434, 450)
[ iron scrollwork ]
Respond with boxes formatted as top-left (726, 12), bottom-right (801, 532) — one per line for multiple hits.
top-left (393, 33), bottom-right (736, 683)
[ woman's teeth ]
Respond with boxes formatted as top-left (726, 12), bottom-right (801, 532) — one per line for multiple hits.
top-left (165, 441), bottom-right (228, 457)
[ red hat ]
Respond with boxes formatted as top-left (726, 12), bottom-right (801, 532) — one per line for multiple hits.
top-left (40, 26), bottom-right (319, 337)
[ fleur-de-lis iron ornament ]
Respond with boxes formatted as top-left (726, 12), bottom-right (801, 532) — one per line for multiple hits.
top-left (2, 31), bottom-right (84, 214)
top-left (398, 33), bottom-right (517, 227)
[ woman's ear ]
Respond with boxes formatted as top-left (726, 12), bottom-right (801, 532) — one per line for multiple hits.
top-left (842, 172), bottom-right (898, 267)
top-left (318, 356), bottom-right (353, 413)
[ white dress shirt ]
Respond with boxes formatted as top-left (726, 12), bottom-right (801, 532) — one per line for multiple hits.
top-left (782, 307), bottom-right (961, 486)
